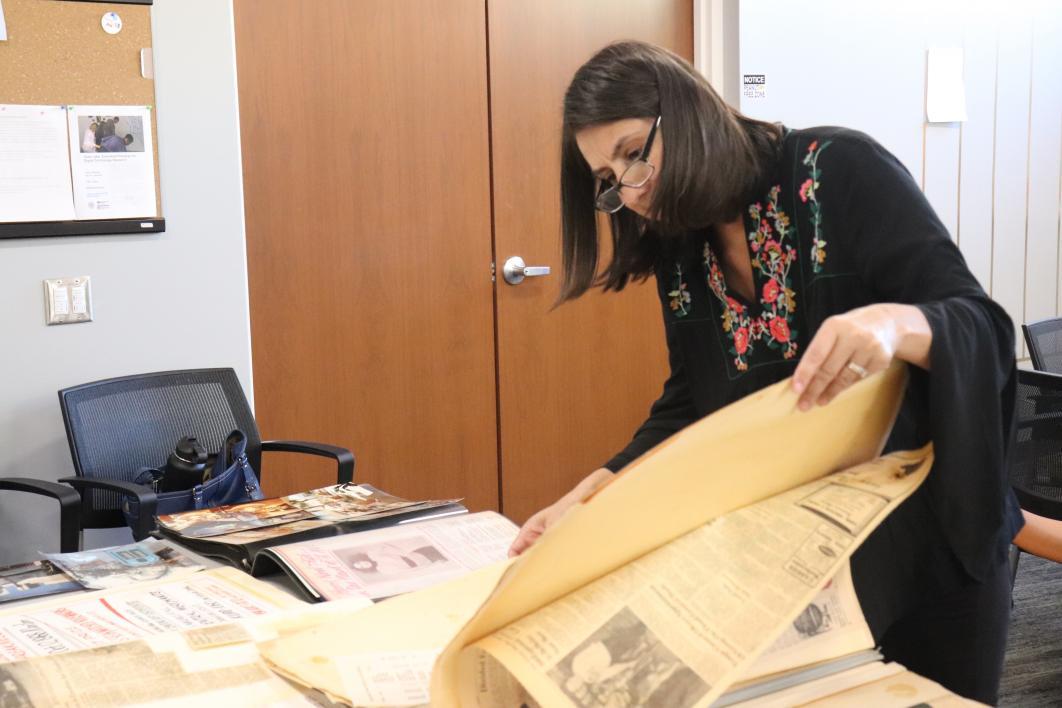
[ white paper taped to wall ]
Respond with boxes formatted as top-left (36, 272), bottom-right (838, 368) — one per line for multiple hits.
top-left (926, 47), bottom-right (967, 122)
top-left (0, 0), bottom-right (8, 42)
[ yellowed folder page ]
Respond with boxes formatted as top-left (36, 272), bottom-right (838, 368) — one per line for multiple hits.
top-left (431, 363), bottom-right (906, 705)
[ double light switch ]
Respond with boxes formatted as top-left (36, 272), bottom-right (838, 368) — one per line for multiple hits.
top-left (44, 276), bottom-right (93, 325)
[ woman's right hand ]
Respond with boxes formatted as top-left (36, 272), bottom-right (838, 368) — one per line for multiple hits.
top-left (508, 467), bottom-right (615, 557)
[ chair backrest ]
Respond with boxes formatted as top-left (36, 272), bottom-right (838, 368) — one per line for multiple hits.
top-left (1023, 317), bottom-right (1062, 374)
top-left (1009, 368), bottom-right (1062, 520)
top-left (59, 368), bottom-right (261, 529)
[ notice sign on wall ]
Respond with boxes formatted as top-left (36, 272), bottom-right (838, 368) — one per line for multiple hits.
top-left (743, 74), bottom-right (767, 100)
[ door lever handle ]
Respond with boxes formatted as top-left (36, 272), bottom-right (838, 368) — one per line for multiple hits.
top-left (502, 256), bottom-right (551, 285)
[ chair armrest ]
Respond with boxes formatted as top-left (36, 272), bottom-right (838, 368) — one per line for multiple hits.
top-left (59, 477), bottom-right (158, 541)
top-left (261, 440), bottom-right (355, 484)
top-left (0, 478), bottom-right (81, 553)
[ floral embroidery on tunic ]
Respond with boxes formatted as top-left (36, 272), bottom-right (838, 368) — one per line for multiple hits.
top-left (703, 185), bottom-right (799, 371)
top-left (668, 265), bottom-right (691, 318)
top-left (800, 139), bottom-right (832, 274)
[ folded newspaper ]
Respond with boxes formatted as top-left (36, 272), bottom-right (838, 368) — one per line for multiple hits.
top-left (43, 539), bottom-right (203, 591)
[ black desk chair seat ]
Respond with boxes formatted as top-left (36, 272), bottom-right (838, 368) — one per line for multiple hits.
top-left (59, 368), bottom-right (354, 541)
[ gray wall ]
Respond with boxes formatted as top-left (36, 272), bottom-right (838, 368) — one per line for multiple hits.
top-left (0, 0), bottom-right (252, 563)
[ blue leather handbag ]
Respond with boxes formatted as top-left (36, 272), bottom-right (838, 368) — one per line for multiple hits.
top-left (123, 429), bottom-right (265, 530)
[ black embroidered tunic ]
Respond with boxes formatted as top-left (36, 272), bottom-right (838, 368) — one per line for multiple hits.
top-left (603, 127), bottom-right (1023, 627)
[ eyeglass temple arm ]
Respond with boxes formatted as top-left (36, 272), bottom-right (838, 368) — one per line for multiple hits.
top-left (640, 116), bottom-right (661, 158)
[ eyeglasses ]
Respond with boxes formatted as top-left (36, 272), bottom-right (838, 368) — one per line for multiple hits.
top-left (594, 116), bottom-right (661, 214)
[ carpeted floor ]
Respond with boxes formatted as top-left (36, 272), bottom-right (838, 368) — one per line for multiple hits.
top-left (999, 553), bottom-right (1062, 706)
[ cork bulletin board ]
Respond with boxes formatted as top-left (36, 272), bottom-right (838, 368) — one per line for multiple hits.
top-left (0, 0), bottom-right (164, 239)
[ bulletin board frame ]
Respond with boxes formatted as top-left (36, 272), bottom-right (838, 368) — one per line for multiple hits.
top-left (0, 0), bottom-right (164, 240)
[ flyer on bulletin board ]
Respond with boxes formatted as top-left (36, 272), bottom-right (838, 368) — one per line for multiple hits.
top-left (0, 105), bottom-right (75, 222)
top-left (66, 105), bottom-right (157, 219)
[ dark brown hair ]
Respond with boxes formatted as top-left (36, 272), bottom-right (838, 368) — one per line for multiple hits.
top-left (559, 41), bottom-right (782, 301)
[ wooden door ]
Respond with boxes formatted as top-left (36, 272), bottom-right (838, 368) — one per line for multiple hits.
top-left (488, 1), bottom-right (693, 521)
top-left (234, 0), bottom-right (500, 511)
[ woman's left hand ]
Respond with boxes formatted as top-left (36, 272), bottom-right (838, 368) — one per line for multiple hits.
top-left (792, 303), bottom-right (931, 410)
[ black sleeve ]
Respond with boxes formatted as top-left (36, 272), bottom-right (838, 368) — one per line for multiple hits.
top-left (818, 132), bottom-right (1023, 580)
top-left (603, 289), bottom-right (699, 472)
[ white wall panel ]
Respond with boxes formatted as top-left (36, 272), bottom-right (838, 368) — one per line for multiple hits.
top-left (922, 23), bottom-right (963, 241)
top-left (1024, 6), bottom-right (1062, 332)
top-left (956, 17), bottom-right (999, 292)
top-left (924, 125), bottom-right (961, 241)
top-left (991, 12), bottom-right (1033, 355)
top-left (738, 0), bottom-right (931, 179)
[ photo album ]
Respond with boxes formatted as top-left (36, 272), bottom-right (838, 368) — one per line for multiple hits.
top-left (153, 483), bottom-right (469, 572)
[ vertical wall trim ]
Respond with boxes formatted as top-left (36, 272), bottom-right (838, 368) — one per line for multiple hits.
top-left (921, 123), bottom-right (928, 191)
top-left (989, 36), bottom-right (1000, 295)
top-left (226, 0), bottom-right (255, 409)
top-left (1057, 111), bottom-right (1062, 315)
top-left (721, 0), bottom-right (739, 107)
top-left (956, 122), bottom-right (964, 247)
top-left (1022, 28), bottom-right (1034, 332)
top-left (955, 42), bottom-right (966, 248)
top-left (920, 50), bottom-right (927, 191)
top-left (694, 0), bottom-right (737, 102)
top-left (693, 0), bottom-right (709, 79)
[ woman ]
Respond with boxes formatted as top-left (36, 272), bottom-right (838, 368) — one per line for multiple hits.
top-left (81, 121), bottom-right (99, 153)
top-left (509, 41), bottom-right (1024, 703)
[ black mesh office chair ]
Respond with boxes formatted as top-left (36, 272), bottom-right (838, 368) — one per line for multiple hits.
top-left (1009, 369), bottom-right (1062, 522)
top-left (1007, 368), bottom-right (1062, 586)
top-left (58, 368), bottom-right (354, 541)
top-left (1023, 317), bottom-right (1062, 374)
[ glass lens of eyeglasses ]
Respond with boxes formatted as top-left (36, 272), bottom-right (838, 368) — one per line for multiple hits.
top-left (618, 160), bottom-right (654, 188)
top-left (595, 187), bottom-right (624, 213)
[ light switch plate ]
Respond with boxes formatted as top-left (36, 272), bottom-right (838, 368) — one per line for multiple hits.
top-left (44, 276), bottom-right (93, 325)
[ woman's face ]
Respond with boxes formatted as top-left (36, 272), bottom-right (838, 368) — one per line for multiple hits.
top-left (575, 118), bottom-right (662, 219)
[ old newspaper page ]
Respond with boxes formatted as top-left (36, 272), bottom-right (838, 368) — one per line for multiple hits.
top-left (0, 567), bottom-right (300, 663)
top-left (0, 574), bottom-right (380, 706)
top-left (458, 447), bottom-right (931, 707)
top-left (0, 640), bottom-right (309, 707)
top-left (262, 559), bottom-right (515, 705)
top-left (261, 364), bottom-right (908, 705)
top-left (267, 511), bottom-right (517, 601)
top-left (733, 562), bottom-right (873, 683)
